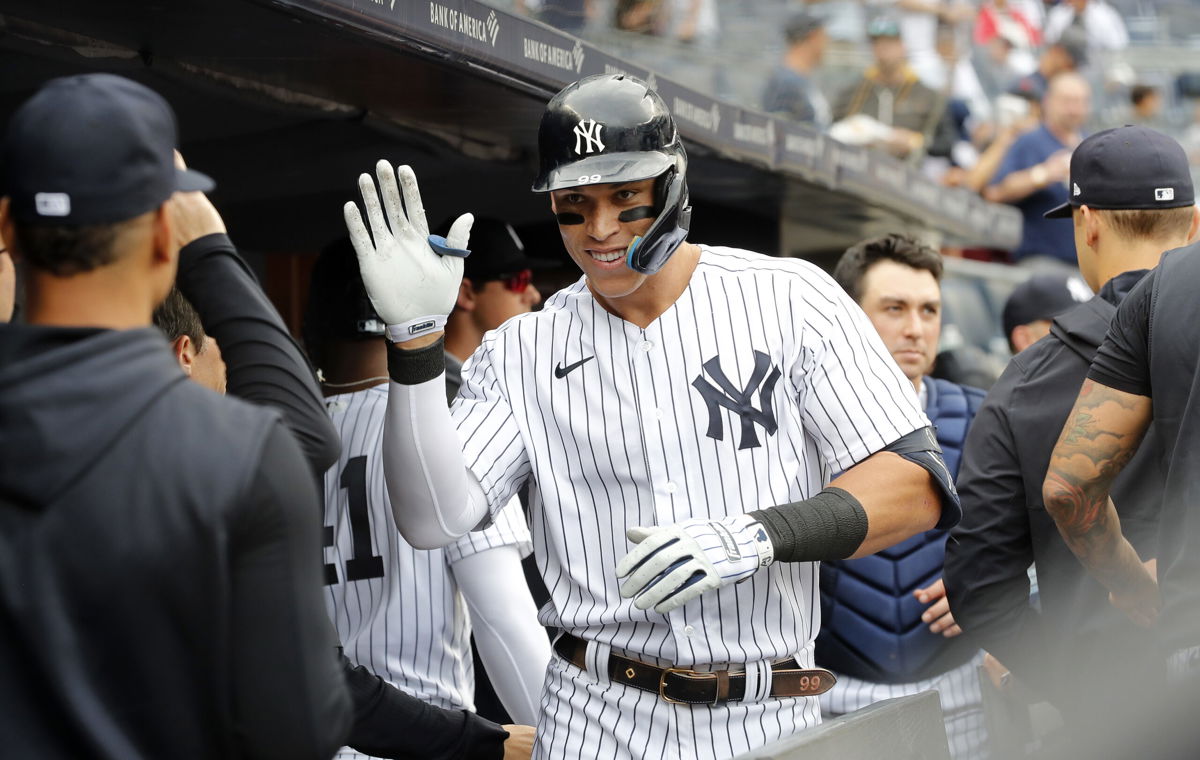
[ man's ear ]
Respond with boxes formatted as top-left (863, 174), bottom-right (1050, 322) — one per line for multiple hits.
top-left (1187, 204), bottom-right (1200, 245)
top-left (456, 278), bottom-right (476, 312)
top-left (1080, 205), bottom-right (1102, 250)
top-left (151, 202), bottom-right (174, 265)
top-left (171, 334), bottom-right (195, 376)
top-left (1010, 324), bottom-right (1031, 354)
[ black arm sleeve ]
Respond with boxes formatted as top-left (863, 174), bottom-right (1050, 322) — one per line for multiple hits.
top-left (339, 650), bottom-right (508, 760)
top-left (231, 423), bottom-right (352, 759)
top-left (176, 233), bottom-right (339, 475)
top-left (1087, 270), bottom-right (1154, 397)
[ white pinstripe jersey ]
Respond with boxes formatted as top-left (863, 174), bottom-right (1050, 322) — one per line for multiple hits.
top-left (321, 385), bottom-right (532, 711)
top-left (452, 245), bottom-right (927, 670)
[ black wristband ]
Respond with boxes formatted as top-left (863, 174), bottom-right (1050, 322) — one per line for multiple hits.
top-left (749, 487), bottom-right (869, 563)
top-left (386, 337), bottom-right (446, 385)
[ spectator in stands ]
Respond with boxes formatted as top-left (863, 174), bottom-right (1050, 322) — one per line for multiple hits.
top-left (762, 12), bottom-right (831, 129)
top-left (1130, 84), bottom-right (1163, 126)
top-left (985, 72), bottom-right (1090, 268)
top-left (832, 17), bottom-right (958, 159)
top-left (1044, 0), bottom-right (1128, 54)
top-left (1001, 272), bottom-right (1091, 353)
top-left (974, 0), bottom-right (1042, 76)
top-left (515, 0), bottom-right (593, 35)
top-left (614, 0), bottom-right (658, 34)
top-left (929, 22), bottom-right (992, 128)
top-left (1184, 102), bottom-right (1200, 165)
top-left (878, 0), bottom-right (975, 89)
top-left (1010, 29), bottom-right (1087, 103)
top-left (663, 0), bottom-right (718, 45)
top-left (821, 234), bottom-right (988, 760)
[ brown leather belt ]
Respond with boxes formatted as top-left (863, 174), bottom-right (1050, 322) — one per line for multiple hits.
top-left (553, 633), bottom-right (835, 705)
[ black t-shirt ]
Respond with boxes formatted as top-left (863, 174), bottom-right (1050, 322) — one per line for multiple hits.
top-left (1087, 268), bottom-right (1156, 397)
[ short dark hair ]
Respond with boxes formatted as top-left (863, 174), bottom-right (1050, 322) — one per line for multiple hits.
top-left (1090, 206), bottom-right (1195, 242)
top-left (833, 233), bottom-right (943, 302)
top-left (153, 287), bottom-right (206, 350)
top-left (10, 220), bottom-right (124, 276)
top-left (1130, 84), bottom-right (1158, 106)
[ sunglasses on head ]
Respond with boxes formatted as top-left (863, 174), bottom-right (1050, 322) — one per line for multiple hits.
top-left (495, 269), bottom-right (533, 293)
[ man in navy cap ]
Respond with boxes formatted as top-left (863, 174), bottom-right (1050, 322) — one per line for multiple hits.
top-left (0, 73), bottom-right (352, 758)
top-left (1001, 272), bottom-right (1091, 354)
top-left (444, 218), bottom-right (557, 400)
top-left (947, 125), bottom-right (1199, 757)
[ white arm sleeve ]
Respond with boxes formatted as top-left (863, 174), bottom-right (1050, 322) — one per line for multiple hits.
top-left (382, 374), bottom-right (489, 549)
top-left (452, 546), bottom-right (551, 725)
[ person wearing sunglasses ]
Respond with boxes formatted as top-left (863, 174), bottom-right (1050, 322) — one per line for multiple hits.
top-left (443, 217), bottom-right (558, 401)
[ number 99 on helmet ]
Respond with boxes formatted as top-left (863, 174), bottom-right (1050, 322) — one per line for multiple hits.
top-left (532, 74), bottom-right (692, 276)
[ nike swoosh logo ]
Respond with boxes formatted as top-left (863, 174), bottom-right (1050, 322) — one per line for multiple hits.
top-left (554, 356), bottom-right (595, 379)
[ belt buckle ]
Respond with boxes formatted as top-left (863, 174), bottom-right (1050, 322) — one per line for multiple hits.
top-left (659, 667), bottom-right (719, 706)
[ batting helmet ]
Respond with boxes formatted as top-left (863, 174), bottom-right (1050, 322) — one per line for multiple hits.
top-left (532, 74), bottom-right (692, 276)
top-left (302, 238), bottom-right (386, 368)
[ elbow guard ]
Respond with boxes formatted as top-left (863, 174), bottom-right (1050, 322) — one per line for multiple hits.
top-left (882, 426), bottom-right (961, 529)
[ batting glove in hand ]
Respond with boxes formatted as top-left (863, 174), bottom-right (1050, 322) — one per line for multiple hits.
top-left (343, 160), bottom-right (474, 341)
top-left (616, 514), bottom-right (775, 614)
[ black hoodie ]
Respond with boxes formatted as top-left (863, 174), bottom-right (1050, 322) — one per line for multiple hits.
top-left (945, 269), bottom-right (1162, 721)
top-left (0, 320), bottom-right (351, 758)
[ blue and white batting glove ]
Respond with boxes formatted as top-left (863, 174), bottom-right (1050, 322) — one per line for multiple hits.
top-left (616, 514), bottom-right (775, 614)
top-left (343, 160), bottom-right (473, 341)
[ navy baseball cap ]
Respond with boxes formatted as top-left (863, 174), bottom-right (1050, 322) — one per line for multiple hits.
top-left (1, 73), bottom-right (214, 225)
top-left (1044, 125), bottom-right (1194, 219)
top-left (434, 217), bottom-right (559, 281)
top-left (1002, 273), bottom-right (1091, 337)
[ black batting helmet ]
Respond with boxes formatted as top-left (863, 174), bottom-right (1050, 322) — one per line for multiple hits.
top-left (532, 74), bottom-right (692, 276)
top-left (302, 238), bottom-right (385, 368)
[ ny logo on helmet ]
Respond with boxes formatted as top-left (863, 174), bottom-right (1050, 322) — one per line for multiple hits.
top-left (573, 119), bottom-right (605, 155)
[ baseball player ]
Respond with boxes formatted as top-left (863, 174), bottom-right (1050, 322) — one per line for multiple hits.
top-left (302, 241), bottom-right (551, 760)
top-left (343, 74), bottom-right (960, 759)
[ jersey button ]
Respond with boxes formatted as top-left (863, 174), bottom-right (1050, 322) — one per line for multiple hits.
top-left (654, 409), bottom-right (664, 420)
top-left (665, 482), bottom-right (678, 494)
top-left (683, 625), bottom-right (696, 637)
top-left (639, 340), bottom-right (654, 352)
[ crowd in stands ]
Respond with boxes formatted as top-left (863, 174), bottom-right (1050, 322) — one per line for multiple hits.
top-left (510, 0), bottom-right (1200, 270)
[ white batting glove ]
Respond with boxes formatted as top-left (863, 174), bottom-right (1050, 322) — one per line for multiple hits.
top-left (343, 160), bottom-right (474, 341)
top-left (616, 514), bottom-right (775, 614)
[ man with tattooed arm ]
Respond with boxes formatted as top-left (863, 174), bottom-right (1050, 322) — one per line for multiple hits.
top-left (1041, 128), bottom-right (1200, 757)
top-left (946, 126), bottom-right (1199, 757)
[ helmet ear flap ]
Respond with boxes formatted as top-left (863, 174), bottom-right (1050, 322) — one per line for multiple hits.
top-left (625, 168), bottom-right (692, 275)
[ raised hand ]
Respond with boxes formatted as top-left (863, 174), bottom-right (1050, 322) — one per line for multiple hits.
top-left (343, 160), bottom-right (473, 344)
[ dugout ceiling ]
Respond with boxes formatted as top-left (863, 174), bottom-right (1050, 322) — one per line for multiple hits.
top-left (0, 0), bottom-right (1021, 259)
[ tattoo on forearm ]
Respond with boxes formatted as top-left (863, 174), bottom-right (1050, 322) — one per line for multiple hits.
top-left (1043, 380), bottom-right (1151, 580)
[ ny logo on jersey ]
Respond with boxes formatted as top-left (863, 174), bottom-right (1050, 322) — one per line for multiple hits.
top-left (692, 351), bottom-right (782, 450)
top-left (573, 119), bottom-right (605, 155)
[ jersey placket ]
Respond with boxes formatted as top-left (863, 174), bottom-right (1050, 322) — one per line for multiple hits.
top-left (623, 318), bottom-right (696, 659)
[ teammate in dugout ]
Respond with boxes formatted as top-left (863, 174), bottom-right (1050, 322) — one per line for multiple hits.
top-left (342, 74), bottom-right (960, 759)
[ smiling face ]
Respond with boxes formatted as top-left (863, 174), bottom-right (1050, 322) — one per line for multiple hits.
top-left (858, 259), bottom-right (942, 387)
top-left (550, 178), bottom-right (658, 300)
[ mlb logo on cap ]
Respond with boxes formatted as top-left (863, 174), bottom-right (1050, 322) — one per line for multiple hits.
top-left (1045, 125), bottom-right (1194, 218)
